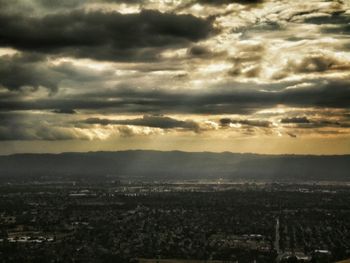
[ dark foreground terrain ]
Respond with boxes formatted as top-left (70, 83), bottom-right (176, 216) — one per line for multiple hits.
top-left (0, 181), bottom-right (349, 263)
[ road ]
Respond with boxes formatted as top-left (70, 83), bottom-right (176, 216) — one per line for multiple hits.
top-left (274, 217), bottom-right (281, 255)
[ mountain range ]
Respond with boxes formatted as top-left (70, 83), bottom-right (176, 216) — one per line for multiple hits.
top-left (0, 150), bottom-right (349, 182)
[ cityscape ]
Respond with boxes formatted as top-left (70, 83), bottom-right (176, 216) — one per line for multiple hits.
top-left (1, 180), bottom-right (349, 262)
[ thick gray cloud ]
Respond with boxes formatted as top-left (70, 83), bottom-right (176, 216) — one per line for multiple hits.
top-left (220, 118), bottom-right (271, 127)
top-left (287, 132), bottom-right (297, 138)
top-left (0, 113), bottom-right (203, 141)
top-left (52, 109), bottom-right (77, 114)
top-left (0, 0), bottom-right (349, 146)
top-left (0, 53), bottom-right (60, 92)
top-left (0, 112), bottom-right (87, 141)
top-left (304, 12), bottom-right (350, 35)
top-left (0, 125), bottom-right (87, 141)
top-left (228, 43), bottom-right (264, 78)
top-left (273, 52), bottom-right (350, 79)
top-left (0, 9), bottom-right (214, 61)
top-left (1, 79), bottom-right (350, 114)
top-left (188, 45), bottom-right (212, 57)
top-left (83, 115), bottom-right (200, 131)
top-left (0, 53), bottom-right (114, 92)
top-left (198, 0), bottom-right (263, 4)
top-left (279, 116), bottom-right (350, 129)
top-left (187, 45), bottom-right (227, 60)
top-left (291, 120), bottom-right (342, 129)
top-left (35, 0), bottom-right (89, 9)
top-left (178, 0), bottom-right (263, 10)
top-left (1, 0), bottom-right (263, 14)
top-left (281, 117), bottom-right (310, 124)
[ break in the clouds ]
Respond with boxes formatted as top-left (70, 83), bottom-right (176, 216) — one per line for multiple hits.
top-left (0, 0), bottom-right (350, 154)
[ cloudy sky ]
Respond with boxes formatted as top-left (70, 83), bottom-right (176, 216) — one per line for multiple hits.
top-left (0, 0), bottom-right (350, 155)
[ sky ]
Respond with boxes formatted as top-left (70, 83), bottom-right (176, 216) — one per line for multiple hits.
top-left (0, 0), bottom-right (350, 155)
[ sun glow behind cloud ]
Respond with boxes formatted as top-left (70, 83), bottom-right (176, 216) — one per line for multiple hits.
top-left (0, 0), bottom-right (349, 154)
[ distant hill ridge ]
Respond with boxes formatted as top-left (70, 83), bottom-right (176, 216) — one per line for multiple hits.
top-left (0, 150), bottom-right (349, 181)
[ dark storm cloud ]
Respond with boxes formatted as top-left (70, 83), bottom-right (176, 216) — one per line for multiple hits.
top-left (187, 45), bottom-right (227, 60)
top-left (220, 118), bottom-right (271, 127)
top-left (322, 24), bottom-right (350, 35)
top-left (1, 0), bottom-right (263, 14)
top-left (188, 45), bottom-right (212, 57)
top-left (303, 13), bottom-right (349, 25)
top-left (174, 0), bottom-right (264, 14)
top-left (2, 79), bottom-right (349, 114)
top-left (0, 0), bottom-right (149, 15)
top-left (83, 115), bottom-right (200, 131)
top-left (272, 52), bottom-right (350, 80)
top-left (35, 0), bottom-right (86, 9)
top-left (0, 10), bottom-right (215, 61)
top-left (0, 125), bottom-right (38, 141)
top-left (52, 109), bottom-right (77, 114)
top-left (34, 0), bottom-right (145, 9)
top-left (0, 125), bottom-right (87, 141)
top-left (279, 116), bottom-right (349, 129)
top-left (0, 53), bottom-right (59, 92)
top-left (291, 120), bottom-right (343, 129)
top-left (228, 43), bottom-right (264, 78)
top-left (178, 0), bottom-right (263, 9)
top-left (200, 0), bottom-right (263, 4)
top-left (0, 52), bottom-right (114, 91)
top-left (302, 12), bottom-right (350, 35)
top-left (233, 21), bottom-right (283, 36)
top-left (287, 132), bottom-right (297, 138)
top-left (0, 112), bottom-right (87, 141)
top-left (281, 117), bottom-right (310, 124)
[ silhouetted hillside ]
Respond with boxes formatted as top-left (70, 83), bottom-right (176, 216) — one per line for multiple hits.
top-left (0, 150), bottom-right (349, 181)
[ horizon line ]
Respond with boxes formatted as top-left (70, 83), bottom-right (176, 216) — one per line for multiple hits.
top-left (2, 149), bottom-right (350, 157)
